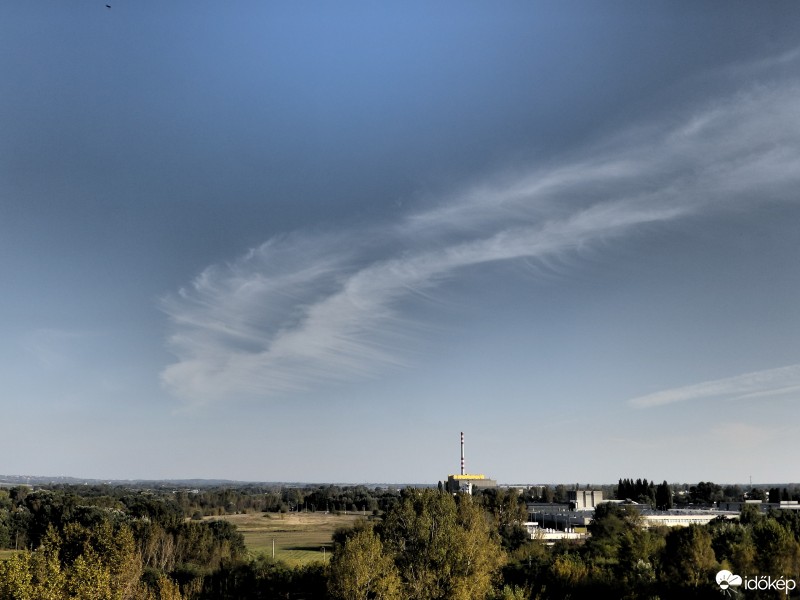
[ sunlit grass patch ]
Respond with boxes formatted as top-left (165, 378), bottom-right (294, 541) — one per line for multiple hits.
top-left (208, 511), bottom-right (365, 566)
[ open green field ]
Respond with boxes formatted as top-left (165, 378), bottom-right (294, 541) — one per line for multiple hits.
top-left (208, 512), bottom-right (365, 566)
top-left (0, 549), bottom-right (19, 562)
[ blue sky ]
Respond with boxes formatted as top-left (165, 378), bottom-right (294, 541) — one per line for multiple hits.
top-left (2, 1), bottom-right (800, 485)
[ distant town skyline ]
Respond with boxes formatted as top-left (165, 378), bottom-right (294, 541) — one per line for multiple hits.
top-left (2, 2), bottom-right (800, 484)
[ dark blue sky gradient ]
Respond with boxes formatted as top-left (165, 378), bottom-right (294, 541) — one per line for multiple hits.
top-left (2, 2), bottom-right (800, 482)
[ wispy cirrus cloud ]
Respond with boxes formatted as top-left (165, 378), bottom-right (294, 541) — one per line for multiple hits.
top-left (628, 364), bottom-right (800, 409)
top-left (161, 59), bottom-right (800, 405)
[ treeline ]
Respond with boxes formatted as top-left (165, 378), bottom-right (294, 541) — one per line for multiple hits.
top-left (0, 483), bottom-right (402, 599)
top-left (323, 489), bottom-right (800, 600)
top-left (616, 479), bottom-right (800, 508)
top-left (3, 483), bottom-right (800, 599)
top-left (616, 479), bottom-right (673, 509)
top-left (327, 488), bottom-right (507, 600)
top-left (178, 484), bottom-right (402, 517)
top-left (0, 482), bottom-right (401, 531)
top-left (0, 486), bottom-right (247, 599)
top-left (502, 503), bottom-right (800, 599)
top-left (0, 483), bottom-right (404, 555)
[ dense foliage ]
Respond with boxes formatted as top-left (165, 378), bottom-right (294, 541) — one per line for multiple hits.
top-left (2, 482), bottom-right (800, 599)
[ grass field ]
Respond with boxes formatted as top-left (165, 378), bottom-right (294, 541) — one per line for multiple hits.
top-left (0, 549), bottom-right (19, 561)
top-left (208, 512), bottom-right (365, 566)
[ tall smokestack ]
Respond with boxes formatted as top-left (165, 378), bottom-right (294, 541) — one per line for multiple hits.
top-left (460, 432), bottom-right (465, 475)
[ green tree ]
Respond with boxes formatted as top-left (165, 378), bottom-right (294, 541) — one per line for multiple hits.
top-left (550, 552), bottom-right (588, 585)
top-left (380, 489), bottom-right (505, 600)
top-left (66, 549), bottom-right (113, 600)
top-left (0, 520), bottom-right (155, 600)
top-left (479, 489), bottom-right (526, 529)
top-left (708, 518), bottom-right (746, 567)
top-left (722, 484), bottom-right (742, 502)
top-left (751, 517), bottom-right (800, 576)
top-left (655, 481), bottom-right (673, 510)
top-left (613, 525), bottom-right (667, 599)
top-left (0, 527), bottom-right (65, 600)
top-left (478, 489), bottom-right (528, 551)
top-left (0, 551), bottom-right (37, 600)
top-left (730, 530), bottom-right (757, 576)
top-left (554, 485), bottom-right (568, 503)
top-left (328, 526), bottom-right (401, 600)
top-left (690, 482), bottom-right (723, 505)
top-left (661, 524), bottom-right (718, 589)
top-left (740, 502), bottom-right (763, 526)
top-left (0, 509), bottom-right (11, 548)
top-left (141, 575), bottom-right (184, 600)
top-left (489, 584), bottom-right (529, 600)
top-left (585, 503), bottom-right (640, 563)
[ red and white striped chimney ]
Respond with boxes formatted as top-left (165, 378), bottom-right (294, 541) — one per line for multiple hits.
top-left (460, 431), bottom-right (465, 475)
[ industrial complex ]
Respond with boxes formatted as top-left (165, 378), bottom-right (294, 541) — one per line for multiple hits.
top-left (444, 432), bottom-right (497, 494)
top-left (443, 433), bottom-right (795, 543)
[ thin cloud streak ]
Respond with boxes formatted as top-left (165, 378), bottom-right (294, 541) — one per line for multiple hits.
top-left (628, 365), bottom-right (800, 409)
top-left (161, 67), bottom-right (800, 404)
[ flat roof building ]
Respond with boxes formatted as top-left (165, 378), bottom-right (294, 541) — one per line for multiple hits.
top-left (567, 490), bottom-right (604, 510)
top-left (446, 473), bottom-right (497, 494)
top-left (718, 500), bottom-right (800, 512)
